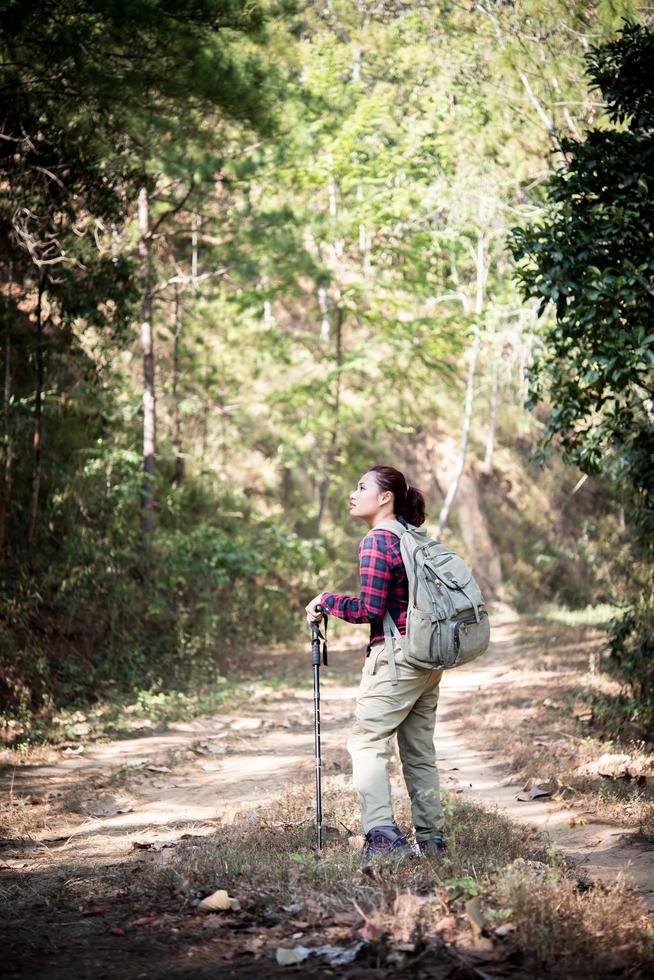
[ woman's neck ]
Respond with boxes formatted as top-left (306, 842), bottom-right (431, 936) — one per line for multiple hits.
top-left (364, 507), bottom-right (397, 530)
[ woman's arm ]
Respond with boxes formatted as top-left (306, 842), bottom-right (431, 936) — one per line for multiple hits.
top-left (321, 531), bottom-right (392, 624)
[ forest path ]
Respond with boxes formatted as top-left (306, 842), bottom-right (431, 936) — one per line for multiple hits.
top-left (3, 617), bottom-right (653, 916)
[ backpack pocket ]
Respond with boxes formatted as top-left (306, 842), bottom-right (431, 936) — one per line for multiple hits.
top-left (406, 607), bottom-right (437, 666)
top-left (450, 612), bottom-right (490, 666)
top-left (406, 610), bottom-right (490, 670)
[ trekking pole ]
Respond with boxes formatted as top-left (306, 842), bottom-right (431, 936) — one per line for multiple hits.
top-left (311, 604), bottom-right (328, 851)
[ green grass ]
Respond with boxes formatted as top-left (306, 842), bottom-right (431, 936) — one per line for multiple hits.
top-left (536, 603), bottom-right (617, 627)
top-left (3, 678), bottom-right (250, 753)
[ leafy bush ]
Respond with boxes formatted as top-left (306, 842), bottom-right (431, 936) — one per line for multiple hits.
top-left (509, 22), bottom-right (654, 705)
top-left (0, 443), bottom-right (324, 721)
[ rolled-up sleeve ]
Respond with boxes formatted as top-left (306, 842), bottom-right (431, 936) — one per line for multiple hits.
top-left (321, 531), bottom-right (392, 624)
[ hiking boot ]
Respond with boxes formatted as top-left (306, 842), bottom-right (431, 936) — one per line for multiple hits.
top-left (417, 834), bottom-right (447, 856)
top-left (362, 824), bottom-right (416, 863)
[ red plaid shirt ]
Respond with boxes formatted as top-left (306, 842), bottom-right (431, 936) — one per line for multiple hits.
top-left (321, 523), bottom-right (408, 649)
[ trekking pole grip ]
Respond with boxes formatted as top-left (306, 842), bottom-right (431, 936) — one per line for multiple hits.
top-left (311, 603), bottom-right (324, 667)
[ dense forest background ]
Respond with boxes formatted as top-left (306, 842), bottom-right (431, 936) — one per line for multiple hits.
top-left (1, 1), bottom-right (652, 729)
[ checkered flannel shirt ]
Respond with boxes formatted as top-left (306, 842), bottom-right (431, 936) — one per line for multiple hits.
top-left (321, 521), bottom-right (408, 650)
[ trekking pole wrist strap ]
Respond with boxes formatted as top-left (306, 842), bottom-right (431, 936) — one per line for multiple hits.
top-left (311, 610), bottom-right (328, 666)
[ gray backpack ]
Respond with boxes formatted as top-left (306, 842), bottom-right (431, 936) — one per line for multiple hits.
top-left (374, 519), bottom-right (490, 681)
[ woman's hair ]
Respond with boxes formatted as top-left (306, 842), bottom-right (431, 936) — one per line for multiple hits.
top-left (368, 465), bottom-right (426, 527)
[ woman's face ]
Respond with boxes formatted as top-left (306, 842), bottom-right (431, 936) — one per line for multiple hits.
top-left (348, 471), bottom-right (390, 520)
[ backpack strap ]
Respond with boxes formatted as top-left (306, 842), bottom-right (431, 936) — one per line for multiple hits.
top-left (373, 519), bottom-right (412, 683)
top-left (372, 518), bottom-right (409, 537)
top-left (382, 611), bottom-right (405, 685)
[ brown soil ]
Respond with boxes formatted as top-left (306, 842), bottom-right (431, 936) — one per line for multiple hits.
top-left (1, 615), bottom-right (653, 977)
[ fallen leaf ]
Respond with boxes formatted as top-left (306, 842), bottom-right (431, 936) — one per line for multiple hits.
top-left (465, 897), bottom-right (487, 936)
top-left (517, 778), bottom-right (558, 802)
top-left (146, 765), bottom-right (171, 773)
top-left (198, 889), bottom-right (239, 912)
top-left (495, 923), bottom-right (516, 938)
top-left (275, 946), bottom-right (310, 966)
top-left (313, 942), bottom-right (367, 965)
top-left (109, 926), bottom-right (125, 937)
top-left (132, 915), bottom-right (158, 927)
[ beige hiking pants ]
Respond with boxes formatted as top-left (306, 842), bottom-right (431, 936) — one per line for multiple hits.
top-left (347, 637), bottom-right (444, 839)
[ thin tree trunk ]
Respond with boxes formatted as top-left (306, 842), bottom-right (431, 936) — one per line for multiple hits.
top-left (172, 282), bottom-right (184, 485)
top-left (200, 357), bottom-right (210, 468)
top-left (315, 308), bottom-right (343, 537)
top-left (437, 233), bottom-right (487, 536)
top-left (318, 286), bottom-right (330, 343)
top-left (0, 321), bottom-right (14, 554)
top-left (27, 275), bottom-right (45, 550)
top-left (436, 330), bottom-right (481, 536)
top-left (139, 186), bottom-right (156, 535)
top-left (482, 360), bottom-right (500, 475)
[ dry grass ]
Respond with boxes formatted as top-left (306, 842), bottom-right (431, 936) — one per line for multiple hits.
top-left (2, 781), bottom-right (652, 977)
top-left (139, 779), bottom-right (653, 978)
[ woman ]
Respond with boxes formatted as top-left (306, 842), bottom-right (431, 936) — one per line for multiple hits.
top-left (305, 465), bottom-right (446, 861)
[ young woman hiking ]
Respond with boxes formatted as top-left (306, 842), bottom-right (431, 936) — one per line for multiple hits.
top-left (305, 465), bottom-right (446, 861)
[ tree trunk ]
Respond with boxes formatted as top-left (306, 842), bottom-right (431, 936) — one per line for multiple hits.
top-left (0, 321), bottom-right (14, 554)
top-left (318, 286), bottom-right (330, 343)
top-left (315, 308), bottom-right (343, 537)
top-left (139, 186), bottom-right (156, 535)
top-left (27, 275), bottom-right (46, 550)
top-left (436, 330), bottom-right (481, 536)
top-left (482, 360), bottom-right (500, 475)
top-left (191, 212), bottom-right (200, 289)
top-left (437, 233), bottom-right (487, 536)
top-left (172, 283), bottom-right (184, 485)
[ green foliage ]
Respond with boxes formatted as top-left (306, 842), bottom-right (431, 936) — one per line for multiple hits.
top-left (1, 1), bottom-right (648, 723)
top-left (0, 439), bottom-right (324, 718)
top-left (509, 22), bottom-right (654, 703)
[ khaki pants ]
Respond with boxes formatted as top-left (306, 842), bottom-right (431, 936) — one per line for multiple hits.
top-left (347, 637), bottom-right (444, 839)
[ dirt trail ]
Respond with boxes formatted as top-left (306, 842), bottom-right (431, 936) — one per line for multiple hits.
top-left (2, 620), bottom-right (653, 914)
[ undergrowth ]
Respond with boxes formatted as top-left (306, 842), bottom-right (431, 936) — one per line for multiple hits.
top-left (142, 783), bottom-right (653, 978)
